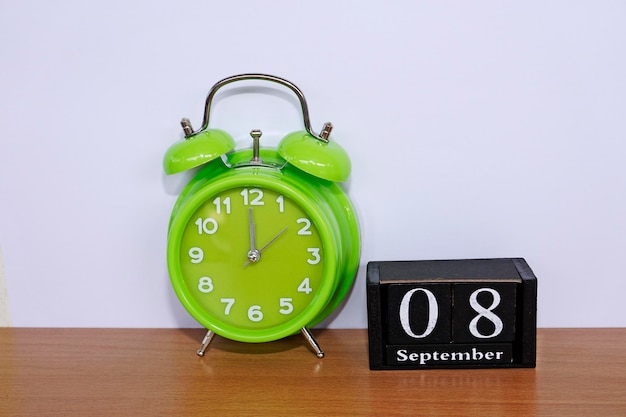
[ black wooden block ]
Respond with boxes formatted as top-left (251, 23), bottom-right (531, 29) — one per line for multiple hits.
top-left (367, 258), bottom-right (537, 370)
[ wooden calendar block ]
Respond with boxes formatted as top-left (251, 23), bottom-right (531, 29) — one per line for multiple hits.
top-left (367, 258), bottom-right (537, 370)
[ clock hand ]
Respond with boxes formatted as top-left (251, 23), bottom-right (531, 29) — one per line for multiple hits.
top-left (248, 208), bottom-right (257, 251)
top-left (247, 208), bottom-right (260, 264)
top-left (258, 227), bottom-right (288, 253)
top-left (244, 227), bottom-right (288, 267)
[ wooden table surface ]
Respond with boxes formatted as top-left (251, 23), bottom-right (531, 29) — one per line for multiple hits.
top-left (1, 328), bottom-right (625, 416)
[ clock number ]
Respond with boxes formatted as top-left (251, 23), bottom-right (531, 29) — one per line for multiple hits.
top-left (399, 288), bottom-right (439, 339)
top-left (297, 277), bottom-right (313, 295)
top-left (306, 248), bottom-right (321, 265)
top-left (279, 298), bottom-right (294, 315)
top-left (276, 195), bottom-right (284, 213)
top-left (241, 188), bottom-right (264, 206)
top-left (297, 218), bottom-right (312, 235)
top-left (213, 197), bottom-right (231, 214)
top-left (221, 298), bottom-right (235, 315)
top-left (248, 305), bottom-right (263, 322)
top-left (195, 218), bottom-right (218, 235)
top-left (198, 277), bottom-right (214, 293)
top-left (469, 288), bottom-right (504, 338)
top-left (188, 247), bottom-right (204, 264)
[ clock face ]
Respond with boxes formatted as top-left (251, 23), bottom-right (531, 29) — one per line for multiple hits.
top-left (174, 185), bottom-right (330, 338)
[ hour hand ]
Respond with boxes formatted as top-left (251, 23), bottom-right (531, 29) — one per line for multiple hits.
top-left (248, 208), bottom-right (257, 251)
top-left (247, 208), bottom-right (260, 264)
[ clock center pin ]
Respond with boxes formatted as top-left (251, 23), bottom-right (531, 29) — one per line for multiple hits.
top-left (247, 250), bottom-right (260, 264)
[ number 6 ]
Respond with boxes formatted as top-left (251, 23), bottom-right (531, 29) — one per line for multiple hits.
top-left (248, 305), bottom-right (263, 322)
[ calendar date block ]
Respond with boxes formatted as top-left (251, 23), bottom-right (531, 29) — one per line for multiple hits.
top-left (367, 258), bottom-right (537, 370)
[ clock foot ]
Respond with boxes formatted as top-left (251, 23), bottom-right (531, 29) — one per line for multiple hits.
top-left (196, 329), bottom-right (216, 357)
top-left (300, 327), bottom-right (325, 358)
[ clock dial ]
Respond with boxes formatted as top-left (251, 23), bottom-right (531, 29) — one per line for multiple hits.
top-left (178, 186), bottom-right (325, 331)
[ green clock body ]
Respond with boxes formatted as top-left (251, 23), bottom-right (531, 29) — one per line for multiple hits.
top-left (167, 149), bottom-right (360, 343)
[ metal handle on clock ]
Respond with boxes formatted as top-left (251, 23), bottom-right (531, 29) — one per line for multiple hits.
top-left (182, 73), bottom-right (332, 143)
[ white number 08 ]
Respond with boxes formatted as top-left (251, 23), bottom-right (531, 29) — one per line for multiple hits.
top-left (399, 287), bottom-right (504, 339)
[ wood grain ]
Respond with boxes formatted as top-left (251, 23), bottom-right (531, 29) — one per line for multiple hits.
top-left (1, 328), bottom-right (624, 416)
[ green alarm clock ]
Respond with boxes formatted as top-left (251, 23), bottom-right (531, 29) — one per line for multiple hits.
top-left (163, 74), bottom-right (360, 357)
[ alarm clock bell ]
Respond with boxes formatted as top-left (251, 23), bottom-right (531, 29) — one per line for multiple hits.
top-left (163, 127), bottom-right (235, 175)
top-left (278, 128), bottom-right (351, 182)
top-left (164, 73), bottom-right (351, 182)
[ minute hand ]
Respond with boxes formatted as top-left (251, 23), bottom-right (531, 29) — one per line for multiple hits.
top-left (258, 227), bottom-right (288, 253)
top-left (244, 227), bottom-right (288, 267)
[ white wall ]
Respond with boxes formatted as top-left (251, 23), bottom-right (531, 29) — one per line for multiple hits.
top-left (0, 252), bottom-right (10, 326)
top-left (1, 1), bottom-right (625, 329)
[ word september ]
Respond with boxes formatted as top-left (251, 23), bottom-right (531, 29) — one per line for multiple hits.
top-left (392, 344), bottom-right (512, 366)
